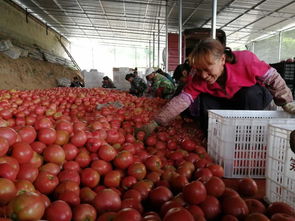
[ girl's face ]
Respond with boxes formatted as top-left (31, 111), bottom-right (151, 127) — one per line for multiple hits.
top-left (196, 54), bottom-right (225, 84)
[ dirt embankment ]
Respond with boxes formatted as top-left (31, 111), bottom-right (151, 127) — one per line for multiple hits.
top-left (0, 53), bottom-right (80, 90)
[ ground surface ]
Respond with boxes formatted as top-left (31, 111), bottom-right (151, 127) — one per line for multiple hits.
top-left (0, 53), bottom-right (79, 90)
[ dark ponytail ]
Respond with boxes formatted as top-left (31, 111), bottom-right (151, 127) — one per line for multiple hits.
top-left (224, 47), bottom-right (236, 64)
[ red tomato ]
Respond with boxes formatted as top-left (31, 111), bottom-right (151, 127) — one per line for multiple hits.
top-left (17, 126), bottom-right (37, 144)
top-left (16, 163), bottom-right (39, 183)
top-left (0, 127), bottom-right (18, 146)
top-left (145, 155), bottom-right (162, 172)
top-left (208, 164), bottom-right (224, 177)
top-left (148, 186), bottom-right (173, 208)
top-left (0, 163), bottom-right (17, 181)
top-left (98, 145), bottom-right (117, 162)
top-left (86, 137), bottom-right (103, 152)
top-left (11, 142), bottom-right (33, 164)
top-left (183, 181), bottom-right (207, 205)
top-left (63, 143), bottom-right (79, 161)
top-left (244, 199), bottom-right (266, 214)
top-left (121, 176), bottom-right (137, 189)
top-left (91, 160), bottom-right (112, 175)
top-left (194, 168), bottom-right (213, 182)
top-left (245, 213), bottom-right (270, 221)
top-left (34, 171), bottom-right (59, 194)
top-left (104, 170), bottom-right (121, 188)
top-left (38, 128), bottom-right (57, 145)
top-left (199, 195), bottom-right (221, 220)
top-left (205, 176), bottom-right (225, 197)
top-left (54, 181), bottom-right (80, 198)
top-left (72, 204), bottom-right (97, 221)
top-left (30, 141), bottom-right (46, 154)
top-left (58, 191), bottom-right (80, 207)
top-left (267, 202), bottom-right (295, 217)
top-left (15, 180), bottom-right (35, 195)
top-left (237, 178), bottom-right (258, 197)
top-left (114, 151), bottom-right (133, 169)
top-left (96, 212), bottom-right (117, 221)
top-left (114, 208), bottom-right (141, 221)
top-left (58, 169), bottom-right (80, 184)
top-left (146, 136), bottom-right (157, 146)
top-left (0, 178), bottom-right (16, 206)
top-left (127, 162), bottom-right (147, 180)
top-left (80, 187), bottom-right (97, 204)
top-left (123, 189), bottom-right (142, 202)
top-left (81, 168), bottom-right (100, 188)
top-left (121, 198), bottom-right (143, 213)
top-left (70, 131), bottom-right (87, 147)
top-left (93, 189), bottom-right (122, 214)
top-left (55, 130), bottom-right (70, 146)
top-left (55, 120), bottom-right (73, 134)
top-left (45, 200), bottom-right (72, 221)
top-left (8, 192), bottom-right (45, 221)
top-left (63, 161), bottom-right (80, 171)
top-left (0, 137), bottom-right (9, 157)
top-left (43, 144), bottom-right (65, 165)
top-left (40, 163), bottom-right (61, 175)
top-left (163, 207), bottom-right (194, 221)
top-left (271, 213), bottom-right (295, 221)
top-left (75, 148), bottom-right (91, 168)
top-left (222, 196), bottom-right (249, 219)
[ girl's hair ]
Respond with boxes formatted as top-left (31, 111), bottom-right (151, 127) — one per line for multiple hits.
top-left (188, 39), bottom-right (236, 69)
top-left (173, 59), bottom-right (191, 82)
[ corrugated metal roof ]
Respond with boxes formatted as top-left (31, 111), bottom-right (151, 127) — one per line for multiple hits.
top-left (11, 0), bottom-right (295, 48)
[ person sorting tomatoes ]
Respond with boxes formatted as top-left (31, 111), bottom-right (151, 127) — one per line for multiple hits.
top-left (139, 38), bottom-right (295, 136)
top-left (145, 67), bottom-right (176, 99)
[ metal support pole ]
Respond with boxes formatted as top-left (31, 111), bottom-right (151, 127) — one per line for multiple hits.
top-left (165, 0), bottom-right (168, 71)
top-left (211, 0), bottom-right (217, 39)
top-left (158, 19), bottom-right (160, 68)
top-left (149, 40), bottom-right (151, 67)
top-left (178, 0), bottom-right (182, 64)
top-left (278, 31), bottom-right (282, 62)
top-left (153, 32), bottom-right (155, 67)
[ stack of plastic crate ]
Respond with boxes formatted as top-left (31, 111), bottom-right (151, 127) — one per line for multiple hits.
top-left (266, 124), bottom-right (295, 209)
top-left (207, 110), bottom-right (295, 178)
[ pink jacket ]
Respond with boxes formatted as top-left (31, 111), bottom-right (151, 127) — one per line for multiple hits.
top-left (184, 51), bottom-right (269, 100)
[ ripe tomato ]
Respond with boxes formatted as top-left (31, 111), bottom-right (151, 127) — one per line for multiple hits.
top-left (91, 160), bottom-right (112, 175)
top-left (43, 144), bottom-right (65, 165)
top-left (104, 170), bottom-right (121, 188)
top-left (38, 128), bottom-right (57, 145)
top-left (11, 142), bottom-right (33, 164)
top-left (63, 143), bottom-right (79, 161)
top-left (8, 192), bottom-right (45, 221)
top-left (80, 187), bottom-right (97, 204)
top-left (0, 137), bottom-right (9, 157)
top-left (222, 196), bottom-right (249, 219)
top-left (17, 126), bottom-right (37, 144)
top-left (183, 181), bottom-right (207, 205)
top-left (163, 207), bottom-right (194, 221)
top-left (114, 208), bottom-right (141, 221)
top-left (127, 162), bottom-right (147, 180)
top-left (114, 151), bottom-right (133, 169)
top-left (45, 200), bottom-right (72, 221)
top-left (237, 178), bottom-right (258, 197)
top-left (93, 189), bottom-right (122, 214)
top-left (0, 178), bottom-right (16, 206)
top-left (72, 204), bottom-right (97, 221)
top-left (98, 145), bottom-right (117, 162)
top-left (199, 195), bottom-right (221, 220)
top-left (34, 171), bottom-right (59, 194)
top-left (205, 176), bottom-right (225, 197)
top-left (0, 127), bottom-right (18, 146)
top-left (148, 186), bottom-right (173, 208)
top-left (81, 168), bottom-right (100, 188)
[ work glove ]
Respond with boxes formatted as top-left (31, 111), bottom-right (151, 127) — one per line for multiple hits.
top-left (135, 120), bottom-right (159, 139)
top-left (283, 102), bottom-right (295, 114)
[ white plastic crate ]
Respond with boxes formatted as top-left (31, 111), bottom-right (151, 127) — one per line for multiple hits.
top-left (207, 110), bottom-right (295, 178)
top-left (266, 124), bottom-right (295, 209)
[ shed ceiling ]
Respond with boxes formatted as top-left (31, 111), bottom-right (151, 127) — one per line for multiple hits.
top-left (11, 0), bottom-right (295, 48)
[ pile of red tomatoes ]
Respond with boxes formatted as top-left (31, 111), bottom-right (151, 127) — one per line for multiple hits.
top-left (0, 87), bottom-right (294, 221)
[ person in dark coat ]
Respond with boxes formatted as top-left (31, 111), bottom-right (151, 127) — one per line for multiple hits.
top-left (102, 76), bottom-right (116, 88)
top-left (125, 73), bottom-right (147, 97)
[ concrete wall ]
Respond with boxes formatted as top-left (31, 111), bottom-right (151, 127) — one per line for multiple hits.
top-left (0, 0), bottom-right (70, 58)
